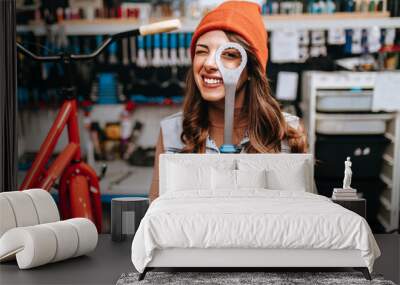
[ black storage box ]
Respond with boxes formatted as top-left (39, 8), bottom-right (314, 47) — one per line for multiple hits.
top-left (316, 178), bottom-right (386, 233)
top-left (315, 135), bottom-right (390, 179)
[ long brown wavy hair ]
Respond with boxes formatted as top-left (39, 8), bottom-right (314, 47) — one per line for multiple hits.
top-left (180, 31), bottom-right (307, 153)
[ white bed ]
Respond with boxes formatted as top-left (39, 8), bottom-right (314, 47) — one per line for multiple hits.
top-left (131, 154), bottom-right (380, 280)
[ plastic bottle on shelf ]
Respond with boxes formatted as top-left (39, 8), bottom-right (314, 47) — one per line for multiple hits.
top-left (56, 7), bottom-right (64, 22)
top-left (326, 0), bottom-right (336, 13)
top-left (184, 0), bottom-right (201, 19)
top-left (262, 2), bottom-right (268, 14)
top-left (136, 35), bottom-right (147, 68)
top-left (307, 0), bottom-right (319, 13)
top-left (376, 0), bottom-right (384, 12)
top-left (344, 0), bottom-right (355, 12)
top-left (344, 29), bottom-right (353, 54)
top-left (145, 35), bottom-right (152, 65)
top-left (96, 35), bottom-right (105, 63)
top-left (147, 34), bottom-right (163, 96)
top-left (361, 28), bottom-right (369, 54)
top-left (108, 42), bottom-right (118, 64)
top-left (265, 0), bottom-right (272, 14)
top-left (351, 28), bottom-right (363, 54)
top-left (360, 0), bottom-right (369, 12)
top-left (169, 33), bottom-right (178, 67)
top-left (367, 26), bottom-right (381, 53)
top-left (71, 7), bottom-right (80, 19)
top-left (161, 33), bottom-right (169, 66)
top-left (271, 0), bottom-right (279, 14)
top-left (319, 0), bottom-right (327, 13)
top-left (295, 1), bottom-right (303, 13)
top-left (280, 1), bottom-right (288, 14)
top-left (152, 34), bottom-right (162, 67)
top-left (117, 6), bottom-right (123, 18)
top-left (185, 33), bottom-right (193, 66)
top-left (171, 0), bottom-right (182, 17)
top-left (178, 33), bottom-right (186, 66)
top-left (368, 0), bottom-right (376, 11)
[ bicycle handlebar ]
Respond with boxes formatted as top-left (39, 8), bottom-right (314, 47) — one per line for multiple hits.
top-left (17, 19), bottom-right (181, 62)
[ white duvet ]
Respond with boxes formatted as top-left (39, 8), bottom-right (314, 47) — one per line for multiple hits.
top-left (131, 190), bottom-right (380, 273)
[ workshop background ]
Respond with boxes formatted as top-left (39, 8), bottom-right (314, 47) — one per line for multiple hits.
top-left (14, 0), bottom-right (400, 234)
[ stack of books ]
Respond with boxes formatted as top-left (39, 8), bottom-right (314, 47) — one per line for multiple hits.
top-left (332, 188), bottom-right (358, 200)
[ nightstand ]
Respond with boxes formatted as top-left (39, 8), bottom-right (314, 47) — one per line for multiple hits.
top-left (111, 197), bottom-right (149, 242)
top-left (331, 198), bottom-right (366, 219)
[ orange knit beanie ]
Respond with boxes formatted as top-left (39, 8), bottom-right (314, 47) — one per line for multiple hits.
top-left (190, 1), bottom-right (268, 73)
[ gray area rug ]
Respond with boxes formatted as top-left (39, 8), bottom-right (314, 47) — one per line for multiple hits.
top-left (116, 271), bottom-right (396, 285)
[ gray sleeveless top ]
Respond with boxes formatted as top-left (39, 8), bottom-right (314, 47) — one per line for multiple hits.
top-left (160, 111), bottom-right (300, 154)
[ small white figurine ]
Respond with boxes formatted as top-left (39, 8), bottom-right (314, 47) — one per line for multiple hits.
top-left (343, 157), bottom-right (353, 189)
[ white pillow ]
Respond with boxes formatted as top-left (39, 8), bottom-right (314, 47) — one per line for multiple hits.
top-left (211, 168), bottom-right (267, 190)
top-left (266, 163), bottom-right (307, 191)
top-left (167, 162), bottom-right (212, 191)
top-left (212, 168), bottom-right (236, 190)
top-left (236, 169), bottom-right (267, 189)
top-left (237, 158), bottom-right (309, 192)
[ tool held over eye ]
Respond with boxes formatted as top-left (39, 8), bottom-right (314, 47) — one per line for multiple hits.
top-left (215, 42), bottom-right (248, 153)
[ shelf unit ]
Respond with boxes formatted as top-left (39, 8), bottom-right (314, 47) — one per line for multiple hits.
top-left (16, 12), bottom-right (400, 36)
top-left (302, 71), bottom-right (400, 232)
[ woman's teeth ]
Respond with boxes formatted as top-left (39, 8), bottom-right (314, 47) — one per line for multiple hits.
top-left (203, 77), bottom-right (222, 85)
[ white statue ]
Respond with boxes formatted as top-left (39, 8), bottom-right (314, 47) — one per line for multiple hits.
top-left (343, 157), bottom-right (353, 189)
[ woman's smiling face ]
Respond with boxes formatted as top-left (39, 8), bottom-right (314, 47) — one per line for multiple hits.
top-left (193, 30), bottom-right (248, 105)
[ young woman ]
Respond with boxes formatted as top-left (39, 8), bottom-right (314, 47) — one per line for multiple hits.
top-left (149, 1), bottom-right (307, 202)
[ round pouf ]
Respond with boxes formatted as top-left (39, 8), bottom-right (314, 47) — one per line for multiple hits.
top-left (111, 197), bottom-right (149, 242)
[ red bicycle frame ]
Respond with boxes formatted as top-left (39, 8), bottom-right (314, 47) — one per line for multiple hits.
top-left (16, 19), bottom-right (183, 234)
top-left (19, 99), bottom-right (102, 232)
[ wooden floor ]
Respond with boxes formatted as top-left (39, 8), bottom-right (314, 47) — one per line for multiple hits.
top-left (0, 234), bottom-right (398, 285)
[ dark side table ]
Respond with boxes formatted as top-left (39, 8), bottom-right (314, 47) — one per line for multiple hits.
top-left (331, 198), bottom-right (366, 219)
top-left (111, 197), bottom-right (149, 242)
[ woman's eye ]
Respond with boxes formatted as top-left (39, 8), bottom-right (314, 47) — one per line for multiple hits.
top-left (222, 51), bottom-right (240, 59)
top-left (195, 50), bottom-right (206, 55)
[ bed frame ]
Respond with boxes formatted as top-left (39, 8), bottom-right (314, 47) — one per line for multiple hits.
top-left (138, 154), bottom-right (372, 281)
top-left (139, 248), bottom-right (371, 280)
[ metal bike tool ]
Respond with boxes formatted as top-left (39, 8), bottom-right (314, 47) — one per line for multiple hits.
top-left (215, 42), bottom-right (247, 153)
